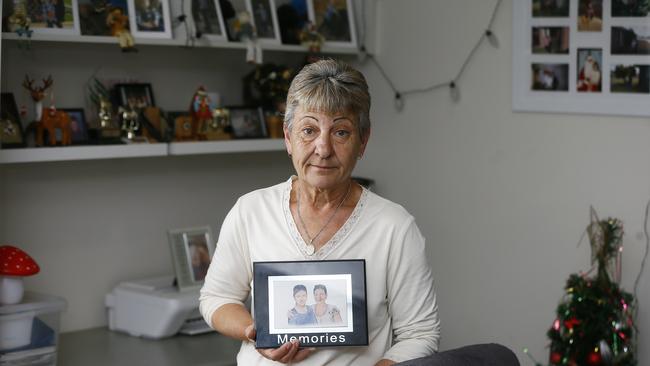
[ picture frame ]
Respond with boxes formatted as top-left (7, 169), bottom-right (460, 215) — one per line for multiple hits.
top-left (190, 0), bottom-right (228, 41)
top-left (253, 260), bottom-right (368, 349)
top-left (128, 0), bottom-right (172, 39)
top-left (0, 93), bottom-right (25, 149)
top-left (168, 226), bottom-right (215, 291)
top-left (307, 0), bottom-right (357, 48)
top-left (23, 0), bottom-right (81, 35)
top-left (78, 0), bottom-right (130, 36)
top-left (248, 0), bottom-right (282, 43)
top-left (113, 83), bottom-right (155, 109)
top-left (274, 0), bottom-right (309, 45)
top-left (227, 106), bottom-right (267, 138)
top-left (513, 0), bottom-right (650, 117)
top-left (61, 108), bottom-right (89, 144)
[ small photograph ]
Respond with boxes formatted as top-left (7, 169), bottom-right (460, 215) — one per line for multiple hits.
top-left (0, 93), bottom-right (25, 149)
top-left (114, 83), bottom-right (155, 109)
top-left (611, 26), bottom-right (650, 55)
top-left (532, 27), bottom-right (569, 54)
top-left (186, 233), bottom-right (211, 282)
top-left (610, 64), bottom-right (650, 93)
top-left (61, 108), bottom-right (90, 144)
top-left (128, 0), bottom-right (172, 38)
top-left (531, 63), bottom-right (569, 91)
top-left (275, 0), bottom-right (308, 44)
top-left (532, 0), bottom-right (570, 17)
top-left (191, 0), bottom-right (226, 39)
top-left (250, 0), bottom-right (280, 41)
top-left (310, 0), bottom-right (356, 46)
top-left (228, 107), bottom-right (267, 138)
top-left (269, 275), bottom-right (352, 333)
top-left (24, 0), bottom-right (80, 34)
top-left (612, 0), bottom-right (650, 17)
top-left (78, 0), bottom-right (129, 36)
top-left (168, 226), bottom-right (215, 290)
top-left (577, 49), bottom-right (603, 92)
top-left (578, 0), bottom-right (602, 31)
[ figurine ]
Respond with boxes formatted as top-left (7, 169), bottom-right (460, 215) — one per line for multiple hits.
top-left (37, 105), bottom-right (72, 146)
top-left (118, 105), bottom-right (140, 139)
top-left (22, 75), bottom-right (53, 124)
top-left (234, 11), bottom-right (262, 64)
top-left (205, 108), bottom-right (232, 140)
top-left (98, 97), bottom-right (114, 128)
top-left (190, 87), bottom-right (213, 140)
top-left (107, 7), bottom-right (137, 52)
top-left (300, 21), bottom-right (325, 54)
top-left (7, 1), bottom-right (33, 48)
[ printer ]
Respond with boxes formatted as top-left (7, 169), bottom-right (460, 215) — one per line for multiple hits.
top-left (105, 275), bottom-right (213, 339)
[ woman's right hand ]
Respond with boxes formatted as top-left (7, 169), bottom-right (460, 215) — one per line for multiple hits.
top-left (244, 324), bottom-right (316, 363)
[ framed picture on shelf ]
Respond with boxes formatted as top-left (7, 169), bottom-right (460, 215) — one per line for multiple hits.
top-left (248, 0), bottom-right (281, 43)
top-left (512, 1), bottom-right (650, 117)
top-left (22, 0), bottom-right (81, 35)
top-left (128, 0), bottom-right (172, 38)
top-left (114, 83), bottom-right (155, 109)
top-left (0, 93), bottom-right (25, 149)
top-left (61, 108), bottom-right (90, 144)
top-left (253, 260), bottom-right (368, 349)
top-left (78, 0), bottom-right (130, 36)
top-left (168, 226), bottom-right (215, 291)
top-left (227, 106), bottom-right (267, 138)
top-left (274, 0), bottom-right (309, 44)
top-left (190, 0), bottom-right (227, 40)
top-left (307, 0), bottom-right (357, 48)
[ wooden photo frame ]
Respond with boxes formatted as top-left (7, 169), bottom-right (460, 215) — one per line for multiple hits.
top-left (168, 226), bottom-right (215, 291)
top-left (307, 0), bottom-right (357, 48)
top-left (0, 93), bottom-right (25, 149)
top-left (128, 0), bottom-right (172, 38)
top-left (23, 0), bottom-right (81, 35)
top-left (227, 106), bottom-right (267, 138)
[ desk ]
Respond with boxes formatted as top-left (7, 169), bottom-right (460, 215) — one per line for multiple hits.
top-left (58, 327), bottom-right (240, 366)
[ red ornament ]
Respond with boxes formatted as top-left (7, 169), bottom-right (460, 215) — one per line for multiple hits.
top-left (587, 351), bottom-right (602, 365)
top-left (564, 317), bottom-right (581, 329)
top-left (550, 352), bottom-right (562, 364)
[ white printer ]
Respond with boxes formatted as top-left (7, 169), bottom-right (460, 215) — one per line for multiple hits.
top-left (105, 275), bottom-right (213, 339)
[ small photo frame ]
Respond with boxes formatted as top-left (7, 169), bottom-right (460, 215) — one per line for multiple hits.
top-left (128, 0), bottom-right (172, 38)
top-left (114, 83), bottom-right (155, 109)
top-left (78, 0), bottom-right (130, 36)
top-left (248, 0), bottom-right (281, 43)
top-left (531, 63), bottom-right (569, 91)
top-left (253, 260), bottom-right (368, 349)
top-left (227, 106), bottom-right (267, 138)
top-left (531, 0), bottom-right (569, 17)
top-left (61, 108), bottom-right (90, 144)
top-left (24, 0), bottom-right (81, 35)
top-left (576, 48), bottom-right (602, 93)
top-left (531, 27), bottom-right (569, 54)
top-left (191, 0), bottom-right (227, 40)
top-left (610, 64), bottom-right (650, 94)
top-left (0, 93), bottom-right (25, 149)
top-left (307, 0), bottom-right (357, 47)
top-left (168, 226), bottom-right (215, 291)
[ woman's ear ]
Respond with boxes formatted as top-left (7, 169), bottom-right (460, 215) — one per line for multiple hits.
top-left (358, 128), bottom-right (371, 157)
top-left (284, 125), bottom-right (292, 156)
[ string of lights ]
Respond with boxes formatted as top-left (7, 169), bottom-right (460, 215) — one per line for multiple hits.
top-left (358, 0), bottom-right (503, 110)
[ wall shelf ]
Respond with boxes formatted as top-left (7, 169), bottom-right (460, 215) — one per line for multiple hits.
top-left (168, 139), bottom-right (284, 156)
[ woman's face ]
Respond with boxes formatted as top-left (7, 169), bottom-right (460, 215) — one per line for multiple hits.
top-left (294, 290), bottom-right (308, 306)
top-left (284, 107), bottom-right (369, 190)
top-left (314, 288), bottom-right (327, 303)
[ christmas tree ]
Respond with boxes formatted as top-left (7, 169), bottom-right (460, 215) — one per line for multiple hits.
top-left (530, 210), bottom-right (637, 366)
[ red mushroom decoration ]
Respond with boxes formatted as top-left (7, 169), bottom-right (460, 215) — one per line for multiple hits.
top-left (0, 245), bottom-right (40, 305)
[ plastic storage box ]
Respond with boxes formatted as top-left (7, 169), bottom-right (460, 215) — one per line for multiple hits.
top-left (0, 292), bottom-right (66, 366)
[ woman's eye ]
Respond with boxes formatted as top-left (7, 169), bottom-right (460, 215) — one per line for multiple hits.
top-left (334, 130), bottom-right (351, 137)
top-left (302, 128), bottom-right (315, 135)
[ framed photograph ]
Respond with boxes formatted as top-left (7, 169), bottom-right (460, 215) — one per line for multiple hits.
top-left (128, 0), bottom-right (172, 38)
top-left (168, 226), bottom-right (215, 291)
top-left (24, 0), bottom-right (81, 35)
top-left (512, 1), bottom-right (650, 117)
top-left (248, 0), bottom-right (281, 43)
top-left (307, 0), bottom-right (357, 48)
top-left (227, 106), bottom-right (267, 138)
top-left (191, 0), bottom-right (227, 40)
top-left (78, 0), bottom-right (129, 36)
top-left (61, 108), bottom-right (90, 144)
top-left (114, 83), bottom-right (155, 109)
top-left (253, 260), bottom-right (368, 349)
top-left (0, 93), bottom-right (25, 149)
top-left (274, 0), bottom-right (309, 44)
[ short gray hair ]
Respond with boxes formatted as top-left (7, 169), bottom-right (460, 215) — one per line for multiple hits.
top-left (284, 59), bottom-right (371, 137)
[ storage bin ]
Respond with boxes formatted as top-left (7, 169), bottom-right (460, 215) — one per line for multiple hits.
top-left (0, 292), bottom-right (66, 366)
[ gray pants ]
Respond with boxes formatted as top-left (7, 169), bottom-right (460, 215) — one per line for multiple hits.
top-left (395, 343), bottom-right (520, 366)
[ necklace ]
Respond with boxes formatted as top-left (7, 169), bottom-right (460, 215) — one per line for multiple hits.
top-left (296, 181), bottom-right (352, 255)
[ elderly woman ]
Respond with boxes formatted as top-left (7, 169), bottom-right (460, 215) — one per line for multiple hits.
top-left (199, 59), bottom-right (440, 365)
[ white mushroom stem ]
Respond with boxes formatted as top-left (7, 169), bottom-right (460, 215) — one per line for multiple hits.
top-left (0, 275), bottom-right (25, 305)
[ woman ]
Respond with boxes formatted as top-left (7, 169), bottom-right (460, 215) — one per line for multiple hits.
top-left (199, 59), bottom-right (440, 365)
top-left (313, 284), bottom-right (342, 325)
top-left (287, 284), bottom-right (317, 326)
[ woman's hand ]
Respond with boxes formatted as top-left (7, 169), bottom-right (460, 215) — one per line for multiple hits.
top-left (244, 324), bottom-right (316, 363)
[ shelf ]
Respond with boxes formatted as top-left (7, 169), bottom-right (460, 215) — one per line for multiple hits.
top-left (0, 139), bottom-right (286, 164)
top-left (1, 32), bottom-right (359, 55)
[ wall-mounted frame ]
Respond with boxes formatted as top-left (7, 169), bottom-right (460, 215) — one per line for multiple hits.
top-left (23, 0), bottom-right (81, 35)
top-left (513, 0), bottom-right (650, 117)
top-left (168, 226), bottom-right (215, 291)
top-left (307, 0), bottom-right (357, 48)
top-left (190, 0), bottom-right (228, 41)
top-left (128, 0), bottom-right (172, 39)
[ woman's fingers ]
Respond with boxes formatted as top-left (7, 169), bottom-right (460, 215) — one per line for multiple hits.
top-left (279, 341), bottom-right (300, 363)
top-left (258, 341), bottom-right (294, 362)
top-left (257, 341), bottom-right (315, 364)
top-left (244, 324), bottom-right (256, 342)
top-left (292, 347), bottom-right (316, 362)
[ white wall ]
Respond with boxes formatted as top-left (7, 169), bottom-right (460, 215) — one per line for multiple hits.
top-left (353, 0), bottom-right (650, 364)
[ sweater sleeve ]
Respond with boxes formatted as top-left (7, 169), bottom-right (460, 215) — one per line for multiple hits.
top-left (382, 216), bottom-right (441, 362)
top-left (199, 199), bottom-right (253, 329)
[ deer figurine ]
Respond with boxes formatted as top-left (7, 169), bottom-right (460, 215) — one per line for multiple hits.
top-left (22, 75), bottom-right (53, 123)
top-left (23, 75), bottom-right (72, 146)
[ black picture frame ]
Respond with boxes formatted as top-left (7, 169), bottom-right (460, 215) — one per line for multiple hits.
top-left (253, 259), bottom-right (368, 349)
top-left (61, 108), bottom-right (90, 144)
top-left (114, 83), bottom-right (155, 109)
top-left (1, 93), bottom-right (25, 148)
top-left (227, 106), bottom-right (267, 138)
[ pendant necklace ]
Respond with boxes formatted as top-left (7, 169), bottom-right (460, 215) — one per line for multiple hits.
top-left (296, 181), bottom-right (352, 255)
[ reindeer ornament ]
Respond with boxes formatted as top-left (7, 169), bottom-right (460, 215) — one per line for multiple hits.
top-left (22, 75), bottom-right (72, 146)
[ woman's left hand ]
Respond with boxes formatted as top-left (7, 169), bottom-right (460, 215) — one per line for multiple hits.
top-left (244, 324), bottom-right (316, 363)
top-left (375, 359), bottom-right (396, 366)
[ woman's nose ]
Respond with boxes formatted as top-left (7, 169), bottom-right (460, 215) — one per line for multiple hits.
top-left (314, 132), bottom-right (332, 157)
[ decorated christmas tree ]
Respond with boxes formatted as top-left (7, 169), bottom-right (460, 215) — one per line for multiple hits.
top-left (530, 210), bottom-right (637, 366)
